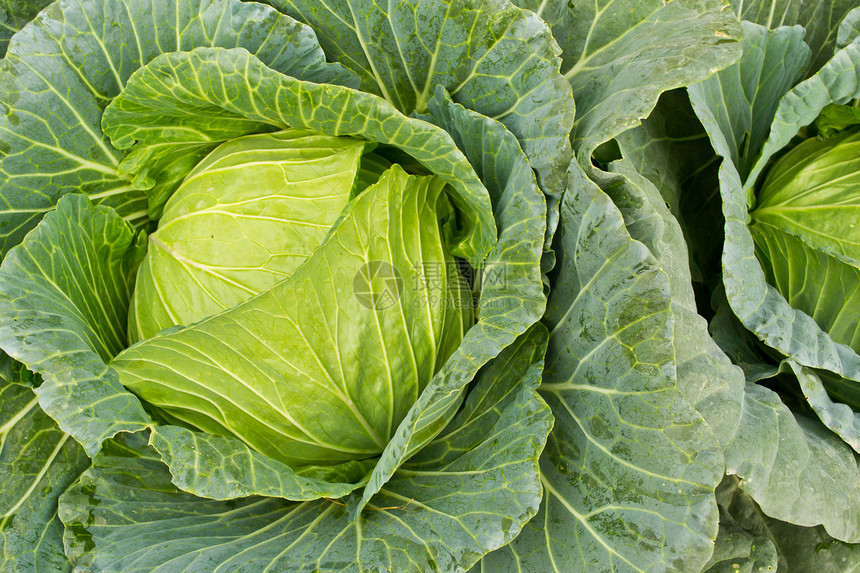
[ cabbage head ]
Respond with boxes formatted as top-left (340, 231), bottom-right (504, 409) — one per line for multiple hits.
top-left (119, 129), bottom-right (472, 466)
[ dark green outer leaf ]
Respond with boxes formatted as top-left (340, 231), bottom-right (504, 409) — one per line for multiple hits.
top-left (0, 347), bottom-right (36, 386)
top-left (789, 362), bottom-right (860, 453)
top-left (0, 194), bottom-right (150, 456)
top-left (702, 508), bottom-right (777, 573)
top-left (605, 95), bottom-right (860, 565)
top-left (1, 378), bottom-right (89, 572)
top-left (619, 6), bottom-right (860, 548)
top-left (59, 327), bottom-right (552, 572)
top-left (731, 0), bottom-right (858, 72)
top-left (0, 0), bottom-right (52, 57)
top-left (839, 8), bottom-right (860, 48)
top-left (743, 14), bottom-right (860, 201)
top-left (716, 474), bottom-right (860, 572)
top-left (477, 163), bottom-right (722, 572)
top-left (514, 0), bottom-right (742, 163)
top-left (606, 150), bottom-right (745, 452)
top-left (690, 22), bottom-right (810, 182)
top-left (611, 88), bottom-right (725, 287)
top-left (723, 382), bottom-right (860, 542)
top-left (0, 0), bottom-right (354, 256)
top-left (266, 0), bottom-right (575, 241)
top-left (706, 298), bottom-right (860, 537)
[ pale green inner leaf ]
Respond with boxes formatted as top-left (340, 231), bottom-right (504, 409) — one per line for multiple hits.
top-left (129, 128), bottom-right (381, 342)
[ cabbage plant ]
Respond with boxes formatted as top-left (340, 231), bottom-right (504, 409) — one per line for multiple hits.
top-left (8, 0), bottom-right (854, 571)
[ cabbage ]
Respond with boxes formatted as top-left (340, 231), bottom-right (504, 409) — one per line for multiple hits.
top-left (8, 1), bottom-right (857, 572)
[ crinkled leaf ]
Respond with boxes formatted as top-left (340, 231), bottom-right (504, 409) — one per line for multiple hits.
top-left (355, 86), bottom-right (547, 512)
top-left (1, 378), bottom-right (89, 571)
top-left (0, 194), bottom-right (149, 455)
top-left (102, 47), bottom-right (495, 264)
top-left (59, 329), bottom-right (552, 572)
top-left (0, 0), bottom-right (52, 57)
top-left (731, 0), bottom-right (857, 72)
top-left (478, 164), bottom-right (721, 572)
top-left (267, 0), bottom-right (574, 238)
top-left (148, 425), bottom-right (368, 501)
top-left (513, 0), bottom-right (741, 163)
top-left (0, 0), bottom-right (354, 254)
top-left (724, 382), bottom-right (860, 542)
top-left (606, 148), bottom-right (744, 451)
